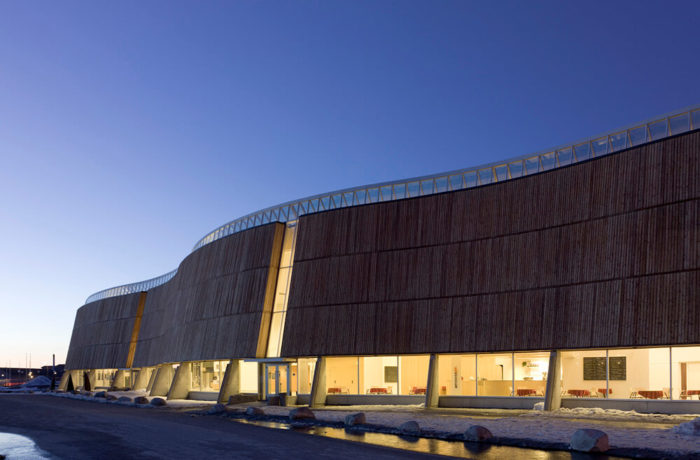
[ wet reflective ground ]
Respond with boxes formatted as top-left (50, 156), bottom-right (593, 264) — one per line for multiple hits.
top-left (235, 420), bottom-right (626, 459)
top-left (0, 432), bottom-right (51, 459)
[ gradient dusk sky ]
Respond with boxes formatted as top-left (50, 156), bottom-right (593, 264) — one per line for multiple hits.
top-left (1, 1), bottom-right (699, 367)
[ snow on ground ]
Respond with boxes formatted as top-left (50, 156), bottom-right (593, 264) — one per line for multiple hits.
top-left (523, 406), bottom-right (698, 423)
top-left (46, 390), bottom-right (217, 410)
top-left (251, 404), bottom-right (700, 456)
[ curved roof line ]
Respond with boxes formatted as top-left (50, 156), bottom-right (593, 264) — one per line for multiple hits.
top-left (85, 104), bottom-right (700, 304)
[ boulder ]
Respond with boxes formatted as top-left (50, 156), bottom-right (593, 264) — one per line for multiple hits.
top-left (344, 412), bottom-right (366, 427)
top-left (671, 417), bottom-right (700, 436)
top-left (105, 394), bottom-right (118, 401)
top-left (569, 429), bottom-right (609, 453)
top-left (245, 406), bottom-right (265, 416)
top-left (464, 425), bottom-right (493, 442)
top-left (150, 397), bottom-right (167, 407)
top-left (117, 396), bottom-right (133, 403)
top-left (398, 421), bottom-right (420, 435)
top-left (93, 391), bottom-right (107, 398)
top-left (207, 404), bottom-right (226, 415)
top-left (134, 396), bottom-right (149, 405)
top-left (289, 407), bottom-right (315, 421)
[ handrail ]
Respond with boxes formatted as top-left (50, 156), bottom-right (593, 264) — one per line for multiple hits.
top-left (85, 105), bottom-right (700, 304)
top-left (85, 270), bottom-right (177, 304)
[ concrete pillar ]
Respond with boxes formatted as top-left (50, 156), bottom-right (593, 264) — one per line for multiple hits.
top-left (309, 356), bottom-right (327, 408)
top-left (167, 363), bottom-right (191, 400)
top-left (425, 353), bottom-right (440, 408)
top-left (146, 367), bottom-right (158, 393)
top-left (59, 370), bottom-right (75, 391)
top-left (133, 368), bottom-right (151, 390)
top-left (218, 360), bottom-right (240, 404)
top-left (87, 370), bottom-right (98, 389)
top-left (149, 365), bottom-right (175, 397)
top-left (544, 350), bottom-right (562, 411)
top-left (110, 369), bottom-right (126, 391)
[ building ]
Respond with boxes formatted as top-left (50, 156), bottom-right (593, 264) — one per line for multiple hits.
top-left (63, 106), bottom-right (699, 414)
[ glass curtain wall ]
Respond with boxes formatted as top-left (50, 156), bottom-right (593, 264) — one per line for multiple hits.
top-left (514, 352), bottom-right (549, 396)
top-left (400, 355), bottom-right (430, 395)
top-left (560, 347), bottom-right (700, 399)
top-left (477, 353), bottom-right (513, 396)
top-left (239, 361), bottom-right (259, 393)
top-left (267, 222), bottom-right (298, 358)
top-left (95, 369), bottom-right (116, 388)
top-left (438, 354), bottom-right (476, 395)
top-left (325, 356), bottom-right (430, 395)
top-left (672, 346), bottom-right (700, 400)
top-left (190, 360), bottom-right (228, 392)
top-left (438, 352), bottom-right (549, 397)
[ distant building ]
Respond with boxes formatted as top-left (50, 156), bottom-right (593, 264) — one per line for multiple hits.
top-left (63, 106), bottom-right (699, 413)
top-left (1, 367), bottom-right (42, 387)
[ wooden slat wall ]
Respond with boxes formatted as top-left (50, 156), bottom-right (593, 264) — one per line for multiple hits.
top-left (282, 130), bottom-right (700, 357)
top-left (64, 292), bottom-right (142, 370)
top-left (132, 223), bottom-right (283, 367)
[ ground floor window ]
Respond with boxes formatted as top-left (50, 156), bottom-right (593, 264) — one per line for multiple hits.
top-left (561, 346), bottom-right (700, 400)
top-left (437, 352), bottom-right (549, 397)
top-left (190, 360), bottom-right (227, 392)
top-left (239, 360), bottom-right (259, 393)
top-left (673, 346), bottom-right (700, 400)
top-left (325, 355), bottom-right (429, 395)
top-left (94, 369), bottom-right (116, 387)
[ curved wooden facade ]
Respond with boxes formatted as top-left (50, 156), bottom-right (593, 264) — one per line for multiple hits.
top-left (281, 131), bottom-right (699, 356)
top-left (65, 292), bottom-right (144, 370)
top-left (131, 223), bottom-right (284, 367)
top-left (65, 130), bottom-right (699, 371)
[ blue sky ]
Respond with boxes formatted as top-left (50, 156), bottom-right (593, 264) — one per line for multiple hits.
top-left (1, 1), bottom-right (698, 366)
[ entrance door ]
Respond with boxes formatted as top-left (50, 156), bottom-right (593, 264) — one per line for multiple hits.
top-left (265, 364), bottom-right (290, 398)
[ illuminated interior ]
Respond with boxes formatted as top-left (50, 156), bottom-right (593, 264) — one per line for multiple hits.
top-left (325, 355), bottom-right (429, 395)
top-left (437, 352), bottom-right (549, 396)
top-left (561, 346), bottom-right (700, 399)
top-left (267, 222), bottom-right (297, 358)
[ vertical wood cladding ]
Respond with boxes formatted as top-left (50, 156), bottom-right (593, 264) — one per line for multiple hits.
top-left (65, 292), bottom-right (142, 370)
top-left (282, 131), bottom-right (700, 356)
top-left (131, 223), bottom-right (284, 367)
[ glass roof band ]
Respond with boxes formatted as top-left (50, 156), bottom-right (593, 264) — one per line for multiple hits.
top-left (86, 104), bottom-right (700, 303)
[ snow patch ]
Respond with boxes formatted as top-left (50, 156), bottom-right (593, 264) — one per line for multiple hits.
top-left (671, 417), bottom-right (700, 436)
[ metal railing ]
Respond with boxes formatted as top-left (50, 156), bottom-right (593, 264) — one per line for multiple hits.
top-left (85, 270), bottom-right (177, 304)
top-left (85, 105), bottom-right (700, 304)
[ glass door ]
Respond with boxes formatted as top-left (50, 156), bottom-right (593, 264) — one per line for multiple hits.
top-left (265, 364), bottom-right (291, 398)
top-left (266, 365), bottom-right (278, 398)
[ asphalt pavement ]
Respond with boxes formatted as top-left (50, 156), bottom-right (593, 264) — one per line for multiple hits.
top-left (0, 394), bottom-right (447, 459)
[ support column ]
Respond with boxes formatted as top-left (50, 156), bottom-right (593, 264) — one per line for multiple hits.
top-left (167, 363), bottom-right (191, 400)
top-left (87, 370), bottom-right (98, 389)
top-left (110, 369), bottom-right (126, 391)
top-left (544, 350), bottom-right (562, 411)
top-left (218, 360), bottom-right (240, 404)
top-left (59, 370), bottom-right (75, 391)
top-left (149, 365), bottom-right (174, 397)
top-left (425, 353), bottom-right (440, 408)
top-left (146, 367), bottom-right (158, 393)
top-left (309, 356), bottom-right (326, 408)
top-left (133, 367), bottom-right (151, 390)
